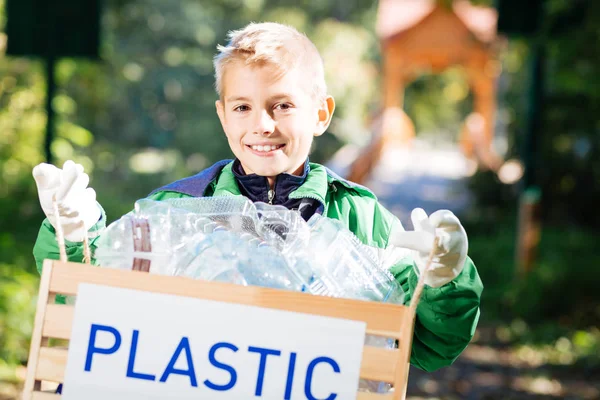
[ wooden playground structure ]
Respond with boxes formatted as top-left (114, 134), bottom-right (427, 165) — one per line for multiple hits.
top-left (348, 0), bottom-right (503, 184)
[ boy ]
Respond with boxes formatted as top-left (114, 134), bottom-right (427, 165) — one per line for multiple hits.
top-left (33, 22), bottom-right (482, 373)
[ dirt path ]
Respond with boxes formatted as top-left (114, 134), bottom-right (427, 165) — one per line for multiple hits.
top-left (406, 327), bottom-right (600, 399)
top-left (328, 140), bottom-right (475, 228)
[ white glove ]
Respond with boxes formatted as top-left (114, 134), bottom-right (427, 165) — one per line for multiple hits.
top-left (33, 160), bottom-right (101, 242)
top-left (390, 208), bottom-right (468, 288)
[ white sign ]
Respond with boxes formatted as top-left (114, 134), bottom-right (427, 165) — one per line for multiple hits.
top-left (62, 283), bottom-right (366, 400)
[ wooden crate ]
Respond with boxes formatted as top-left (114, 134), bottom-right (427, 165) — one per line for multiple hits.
top-left (22, 259), bottom-right (417, 400)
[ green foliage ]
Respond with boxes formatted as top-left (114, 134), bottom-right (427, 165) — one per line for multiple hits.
top-left (404, 66), bottom-right (474, 143)
top-left (468, 1), bottom-right (600, 228)
top-left (0, 266), bottom-right (38, 368)
top-left (0, 0), bottom-right (598, 386)
top-left (467, 216), bottom-right (600, 327)
top-left (0, 62), bottom-right (46, 363)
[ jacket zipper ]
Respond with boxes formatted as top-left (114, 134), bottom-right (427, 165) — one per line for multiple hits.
top-left (267, 175), bottom-right (278, 204)
top-left (268, 188), bottom-right (275, 204)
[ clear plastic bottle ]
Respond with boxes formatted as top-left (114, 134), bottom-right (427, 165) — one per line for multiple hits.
top-left (94, 198), bottom-right (404, 305)
top-left (304, 215), bottom-right (404, 303)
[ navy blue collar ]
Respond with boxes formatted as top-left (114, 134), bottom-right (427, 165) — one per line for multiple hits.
top-left (232, 159), bottom-right (310, 205)
top-left (150, 158), bottom-right (325, 221)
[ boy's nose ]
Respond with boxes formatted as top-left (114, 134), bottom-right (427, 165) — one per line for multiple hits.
top-left (254, 110), bottom-right (275, 135)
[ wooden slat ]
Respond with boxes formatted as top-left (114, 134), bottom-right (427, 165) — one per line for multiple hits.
top-left (391, 313), bottom-right (415, 400)
top-left (392, 361), bottom-right (409, 400)
top-left (29, 388), bottom-right (394, 400)
top-left (22, 259), bottom-right (54, 400)
top-left (31, 392), bottom-right (61, 400)
top-left (49, 261), bottom-right (407, 336)
top-left (35, 347), bottom-right (68, 383)
top-left (360, 346), bottom-right (398, 383)
top-left (42, 304), bottom-right (74, 340)
top-left (357, 391), bottom-right (394, 399)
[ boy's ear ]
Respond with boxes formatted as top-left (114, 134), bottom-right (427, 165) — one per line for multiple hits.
top-left (215, 100), bottom-right (226, 129)
top-left (314, 96), bottom-right (335, 137)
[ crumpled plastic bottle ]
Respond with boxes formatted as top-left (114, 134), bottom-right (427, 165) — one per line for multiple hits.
top-left (95, 196), bottom-right (404, 302)
top-left (296, 214), bottom-right (404, 304)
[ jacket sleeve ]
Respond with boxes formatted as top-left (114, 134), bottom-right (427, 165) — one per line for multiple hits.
top-left (390, 256), bottom-right (482, 372)
top-left (32, 192), bottom-right (190, 275)
top-left (32, 203), bottom-right (107, 274)
top-left (370, 202), bottom-right (483, 371)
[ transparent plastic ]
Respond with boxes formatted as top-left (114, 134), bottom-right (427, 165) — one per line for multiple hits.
top-left (94, 197), bottom-right (404, 394)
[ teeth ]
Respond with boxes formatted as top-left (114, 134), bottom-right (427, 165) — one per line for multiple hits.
top-left (251, 145), bottom-right (281, 152)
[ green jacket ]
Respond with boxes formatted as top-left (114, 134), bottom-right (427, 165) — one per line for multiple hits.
top-left (33, 161), bottom-right (482, 372)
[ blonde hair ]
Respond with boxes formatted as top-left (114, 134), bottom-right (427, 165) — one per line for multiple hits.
top-left (213, 22), bottom-right (327, 100)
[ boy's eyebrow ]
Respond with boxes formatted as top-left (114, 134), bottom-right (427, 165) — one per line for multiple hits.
top-left (268, 93), bottom-right (295, 102)
top-left (226, 94), bottom-right (296, 103)
top-left (226, 96), bottom-right (252, 103)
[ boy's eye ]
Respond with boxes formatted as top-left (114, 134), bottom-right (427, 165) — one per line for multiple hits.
top-left (234, 105), bottom-right (250, 112)
top-left (274, 103), bottom-right (293, 111)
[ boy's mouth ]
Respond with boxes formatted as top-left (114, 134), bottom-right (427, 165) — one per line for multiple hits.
top-left (246, 144), bottom-right (285, 154)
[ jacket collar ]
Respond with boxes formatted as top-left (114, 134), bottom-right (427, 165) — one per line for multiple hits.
top-left (151, 158), bottom-right (375, 206)
top-left (211, 160), bottom-right (375, 206)
top-left (231, 159), bottom-right (310, 205)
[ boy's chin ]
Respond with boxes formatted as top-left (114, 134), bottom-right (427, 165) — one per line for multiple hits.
top-left (247, 162), bottom-right (294, 177)
top-left (251, 167), bottom-right (287, 177)
top-left (242, 159), bottom-right (304, 177)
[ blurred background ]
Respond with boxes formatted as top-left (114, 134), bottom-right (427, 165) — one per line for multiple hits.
top-left (0, 0), bottom-right (598, 398)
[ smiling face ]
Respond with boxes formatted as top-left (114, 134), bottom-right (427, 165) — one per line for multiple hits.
top-left (215, 62), bottom-right (335, 183)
